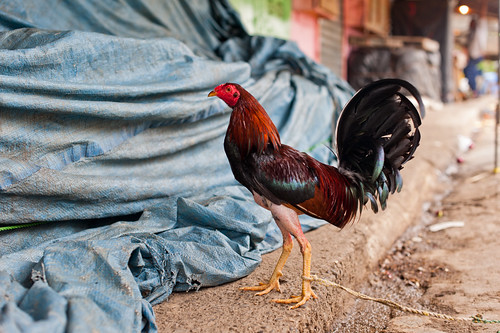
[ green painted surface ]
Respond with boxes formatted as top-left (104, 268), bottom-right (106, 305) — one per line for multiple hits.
top-left (229, 0), bottom-right (291, 39)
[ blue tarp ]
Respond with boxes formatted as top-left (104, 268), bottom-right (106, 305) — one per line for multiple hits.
top-left (0, 1), bottom-right (354, 331)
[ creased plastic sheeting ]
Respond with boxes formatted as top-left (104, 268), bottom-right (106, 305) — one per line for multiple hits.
top-left (0, 0), bottom-right (354, 332)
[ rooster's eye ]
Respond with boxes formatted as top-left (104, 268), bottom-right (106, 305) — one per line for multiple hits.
top-left (226, 87), bottom-right (231, 92)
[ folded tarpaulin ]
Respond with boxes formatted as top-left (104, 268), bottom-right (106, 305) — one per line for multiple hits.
top-left (0, 1), bottom-right (354, 332)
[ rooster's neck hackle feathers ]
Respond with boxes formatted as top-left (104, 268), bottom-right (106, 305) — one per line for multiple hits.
top-left (226, 85), bottom-right (281, 157)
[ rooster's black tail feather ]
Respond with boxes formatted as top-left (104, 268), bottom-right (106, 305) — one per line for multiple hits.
top-left (335, 78), bottom-right (425, 212)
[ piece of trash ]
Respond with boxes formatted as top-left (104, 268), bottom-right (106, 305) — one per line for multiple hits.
top-left (412, 236), bottom-right (423, 243)
top-left (466, 172), bottom-right (490, 183)
top-left (457, 135), bottom-right (473, 152)
top-left (444, 164), bottom-right (458, 176)
top-left (429, 221), bottom-right (465, 232)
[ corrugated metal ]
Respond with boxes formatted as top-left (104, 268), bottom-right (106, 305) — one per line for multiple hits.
top-left (319, 18), bottom-right (343, 77)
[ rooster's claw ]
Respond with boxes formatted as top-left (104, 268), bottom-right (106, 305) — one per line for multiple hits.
top-left (240, 279), bottom-right (281, 295)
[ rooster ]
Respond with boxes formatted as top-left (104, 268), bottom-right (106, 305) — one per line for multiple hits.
top-left (208, 79), bottom-right (424, 309)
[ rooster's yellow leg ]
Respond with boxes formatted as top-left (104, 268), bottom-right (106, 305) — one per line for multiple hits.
top-left (240, 233), bottom-right (293, 295)
top-left (247, 192), bottom-right (317, 307)
top-left (272, 238), bottom-right (317, 309)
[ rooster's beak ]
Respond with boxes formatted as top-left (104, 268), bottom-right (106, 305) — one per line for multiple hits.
top-left (208, 91), bottom-right (217, 97)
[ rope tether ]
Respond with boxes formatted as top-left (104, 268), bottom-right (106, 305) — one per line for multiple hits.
top-left (305, 275), bottom-right (500, 324)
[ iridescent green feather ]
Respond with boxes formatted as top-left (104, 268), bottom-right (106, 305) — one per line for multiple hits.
top-left (371, 145), bottom-right (385, 182)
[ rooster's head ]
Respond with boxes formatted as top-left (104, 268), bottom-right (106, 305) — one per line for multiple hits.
top-left (208, 83), bottom-right (241, 108)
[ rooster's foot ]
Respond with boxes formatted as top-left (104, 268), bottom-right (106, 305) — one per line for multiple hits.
top-left (240, 277), bottom-right (281, 296)
top-left (272, 284), bottom-right (317, 309)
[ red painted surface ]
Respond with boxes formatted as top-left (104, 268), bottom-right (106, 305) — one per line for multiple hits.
top-left (290, 11), bottom-right (319, 61)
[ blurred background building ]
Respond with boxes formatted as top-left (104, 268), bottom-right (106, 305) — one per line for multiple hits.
top-left (229, 0), bottom-right (499, 103)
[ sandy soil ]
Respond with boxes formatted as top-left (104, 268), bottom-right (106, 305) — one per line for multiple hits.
top-left (331, 112), bottom-right (500, 332)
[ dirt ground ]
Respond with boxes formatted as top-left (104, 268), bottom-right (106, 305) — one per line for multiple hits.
top-left (331, 109), bottom-right (500, 332)
top-left (154, 96), bottom-right (499, 333)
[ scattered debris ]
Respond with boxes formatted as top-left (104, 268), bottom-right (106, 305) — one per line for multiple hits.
top-left (444, 164), bottom-right (459, 176)
top-left (456, 135), bottom-right (474, 164)
top-left (466, 171), bottom-right (490, 183)
top-left (457, 135), bottom-right (474, 152)
top-left (428, 221), bottom-right (465, 232)
top-left (411, 236), bottom-right (423, 243)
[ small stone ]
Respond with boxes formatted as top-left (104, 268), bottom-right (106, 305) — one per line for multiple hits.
top-left (412, 236), bottom-right (423, 243)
